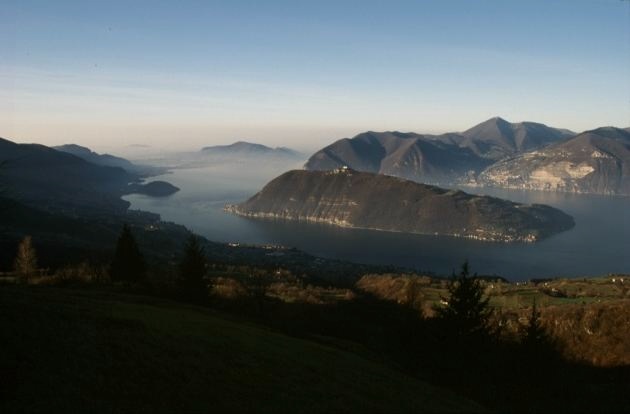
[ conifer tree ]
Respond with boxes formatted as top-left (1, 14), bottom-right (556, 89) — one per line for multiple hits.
top-left (178, 235), bottom-right (208, 301)
top-left (434, 262), bottom-right (492, 340)
top-left (522, 300), bottom-right (550, 349)
top-left (109, 224), bottom-right (146, 283)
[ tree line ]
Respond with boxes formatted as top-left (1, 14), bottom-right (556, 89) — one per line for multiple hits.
top-left (9, 225), bottom-right (549, 349)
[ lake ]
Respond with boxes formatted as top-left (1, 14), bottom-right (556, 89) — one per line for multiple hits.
top-left (124, 163), bottom-right (630, 280)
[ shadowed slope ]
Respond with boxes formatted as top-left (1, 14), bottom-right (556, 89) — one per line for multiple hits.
top-left (0, 287), bottom-right (482, 413)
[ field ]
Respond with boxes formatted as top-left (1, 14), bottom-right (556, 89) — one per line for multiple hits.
top-left (357, 274), bottom-right (630, 310)
top-left (0, 286), bottom-right (482, 413)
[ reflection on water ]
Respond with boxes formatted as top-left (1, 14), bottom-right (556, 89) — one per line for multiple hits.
top-left (125, 165), bottom-right (630, 280)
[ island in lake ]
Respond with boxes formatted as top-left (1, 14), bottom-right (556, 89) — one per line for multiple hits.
top-left (226, 168), bottom-right (575, 243)
top-left (127, 181), bottom-right (180, 197)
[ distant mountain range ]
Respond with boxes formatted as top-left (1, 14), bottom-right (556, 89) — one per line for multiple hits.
top-left (54, 144), bottom-right (165, 177)
top-left (305, 130), bottom-right (489, 184)
top-left (0, 137), bottom-right (177, 215)
top-left (305, 117), bottom-right (574, 185)
top-left (54, 144), bottom-right (136, 170)
top-left (0, 137), bottom-right (186, 270)
top-left (227, 169), bottom-right (574, 243)
top-left (304, 117), bottom-right (630, 195)
top-left (478, 127), bottom-right (630, 195)
top-left (1, 137), bottom-right (133, 214)
top-left (201, 141), bottom-right (302, 159)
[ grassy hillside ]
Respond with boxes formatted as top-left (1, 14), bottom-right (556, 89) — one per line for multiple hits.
top-left (0, 286), bottom-right (482, 413)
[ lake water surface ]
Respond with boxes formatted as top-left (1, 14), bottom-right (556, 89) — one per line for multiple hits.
top-left (124, 164), bottom-right (630, 280)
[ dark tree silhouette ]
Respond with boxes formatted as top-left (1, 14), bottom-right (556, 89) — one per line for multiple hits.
top-left (178, 235), bottom-right (208, 301)
top-left (245, 269), bottom-right (273, 315)
top-left (434, 262), bottom-right (492, 340)
top-left (521, 300), bottom-right (551, 350)
top-left (14, 236), bottom-right (38, 282)
top-left (109, 224), bottom-right (146, 283)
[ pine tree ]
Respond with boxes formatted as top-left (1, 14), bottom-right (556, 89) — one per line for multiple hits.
top-left (178, 235), bottom-right (208, 301)
top-left (109, 224), bottom-right (146, 283)
top-left (434, 262), bottom-right (492, 340)
top-left (522, 300), bottom-right (550, 349)
top-left (14, 236), bottom-right (38, 281)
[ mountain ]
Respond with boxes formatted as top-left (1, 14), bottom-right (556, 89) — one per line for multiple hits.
top-left (54, 144), bottom-right (165, 177)
top-left (0, 138), bottom-right (189, 269)
top-left (0, 137), bottom-right (176, 215)
top-left (304, 131), bottom-right (489, 184)
top-left (227, 169), bottom-right (574, 243)
top-left (304, 117), bottom-right (573, 184)
top-left (477, 127), bottom-right (630, 195)
top-left (460, 117), bottom-right (574, 160)
top-left (54, 144), bottom-right (136, 171)
top-left (201, 141), bottom-right (302, 159)
top-left (0, 137), bottom-right (134, 214)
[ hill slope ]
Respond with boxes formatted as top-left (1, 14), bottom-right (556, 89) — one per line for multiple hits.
top-left (477, 127), bottom-right (630, 195)
top-left (228, 169), bottom-right (574, 242)
top-left (0, 287), bottom-right (481, 413)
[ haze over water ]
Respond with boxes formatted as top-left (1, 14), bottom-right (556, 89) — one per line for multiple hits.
top-left (125, 163), bottom-right (630, 281)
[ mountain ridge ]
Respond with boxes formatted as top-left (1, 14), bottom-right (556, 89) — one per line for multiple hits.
top-left (0, 137), bottom-right (177, 215)
top-left (305, 117), bottom-right (574, 185)
top-left (54, 143), bottom-right (166, 177)
top-left (54, 144), bottom-right (136, 171)
top-left (460, 117), bottom-right (575, 159)
top-left (0, 137), bottom-right (133, 214)
top-left (201, 141), bottom-right (302, 158)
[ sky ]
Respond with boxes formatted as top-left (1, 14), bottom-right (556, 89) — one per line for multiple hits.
top-left (1, 0), bottom-right (629, 152)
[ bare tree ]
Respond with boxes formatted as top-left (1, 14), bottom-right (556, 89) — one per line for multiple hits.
top-left (14, 236), bottom-right (38, 282)
top-left (405, 277), bottom-right (423, 312)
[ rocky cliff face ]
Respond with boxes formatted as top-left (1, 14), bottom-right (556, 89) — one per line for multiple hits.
top-left (227, 169), bottom-right (574, 243)
top-left (477, 127), bottom-right (630, 195)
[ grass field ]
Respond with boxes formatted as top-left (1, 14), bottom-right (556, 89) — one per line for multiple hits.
top-left (357, 274), bottom-right (629, 311)
top-left (0, 286), bottom-right (482, 413)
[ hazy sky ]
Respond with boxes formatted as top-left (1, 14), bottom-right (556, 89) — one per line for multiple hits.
top-left (2, 0), bottom-right (629, 152)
